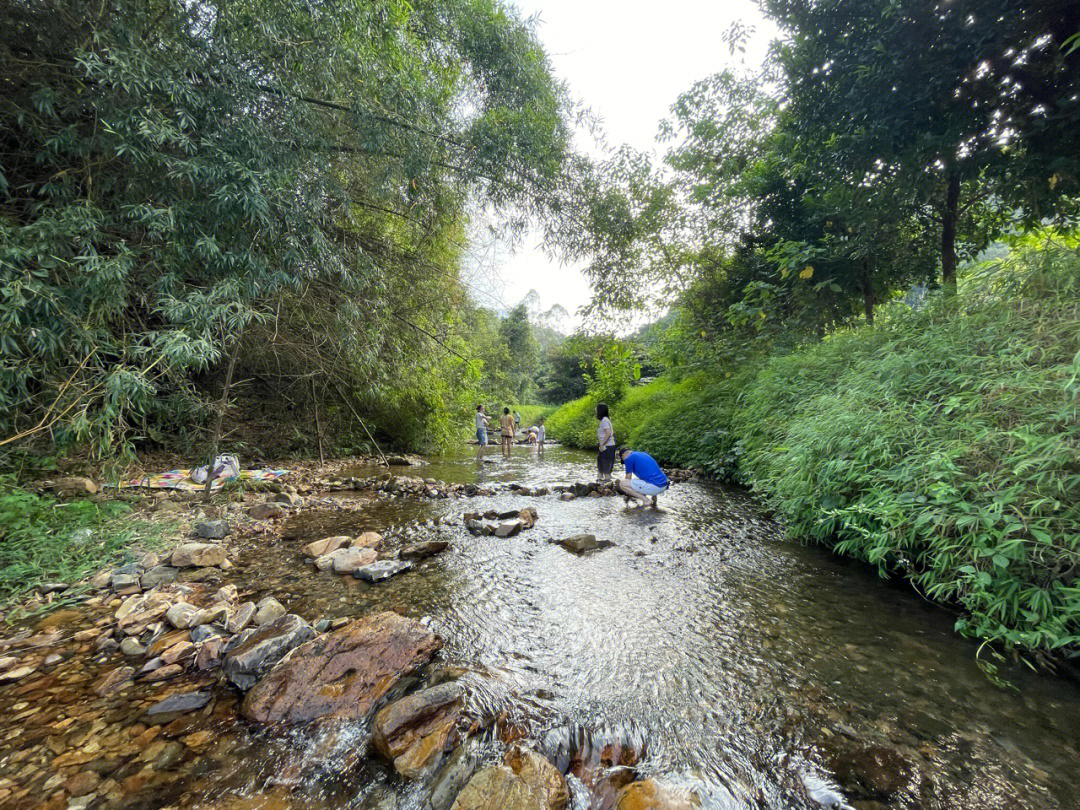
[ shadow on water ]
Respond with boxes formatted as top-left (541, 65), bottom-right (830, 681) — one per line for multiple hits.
top-left (4, 443), bottom-right (1080, 809)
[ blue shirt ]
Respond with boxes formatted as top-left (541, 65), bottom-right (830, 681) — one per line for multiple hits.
top-left (623, 451), bottom-right (668, 488)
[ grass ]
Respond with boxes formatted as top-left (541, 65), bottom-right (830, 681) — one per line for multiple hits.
top-left (546, 236), bottom-right (1080, 664)
top-left (0, 481), bottom-right (166, 617)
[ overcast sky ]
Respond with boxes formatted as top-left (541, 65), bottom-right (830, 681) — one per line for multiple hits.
top-left (466, 0), bottom-right (776, 331)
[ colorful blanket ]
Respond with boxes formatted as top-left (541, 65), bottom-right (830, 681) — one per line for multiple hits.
top-left (116, 468), bottom-right (290, 490)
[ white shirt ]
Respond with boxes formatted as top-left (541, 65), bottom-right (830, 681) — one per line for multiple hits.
top-left (538, 425), bottom-right (545, 442)
top-left (597, 416), bottom-right (615, 448)
top-left (475, 412), bottom-right (487, 430)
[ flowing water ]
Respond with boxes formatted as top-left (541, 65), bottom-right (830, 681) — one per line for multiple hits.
top-left (3, 445), bottom-right (1080, 810)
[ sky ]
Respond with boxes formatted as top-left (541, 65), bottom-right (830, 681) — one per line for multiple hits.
top-left (467, 0), bottom-right (777, 331)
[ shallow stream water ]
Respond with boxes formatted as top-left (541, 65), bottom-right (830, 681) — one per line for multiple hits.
top-left (2, 444), bottom-right (1079, 809)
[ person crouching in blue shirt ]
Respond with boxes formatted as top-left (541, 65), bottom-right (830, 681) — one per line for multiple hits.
top-left (617, 446), bottom-right (669, 508)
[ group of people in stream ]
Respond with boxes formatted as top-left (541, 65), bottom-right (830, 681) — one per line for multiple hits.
top-left (472, 401), bottom-right (669, 509)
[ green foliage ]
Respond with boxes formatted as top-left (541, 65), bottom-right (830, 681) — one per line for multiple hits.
top-left (544, 393), bottom-right (600, 448)
top-left (582, 338), bottom-right (641, 404)
top-left (0, 483), bottom-right (158, 609)
top-left (0, 0), bottom-right (580, 459)
top-left (551, 238), bottom-right (1080, 661)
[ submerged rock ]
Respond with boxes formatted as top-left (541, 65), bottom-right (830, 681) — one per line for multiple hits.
top-left (452, 746), bottom-right (568, 810)
top-left (240, 611), bottom-right (441, 724)
top-left (400, 540), bottom-right (450, 561)
top-left (315, 546), bottom-right (377, 574)
top-left (555, 535), bottom-right (614, 554)
top-left (831, 744), bottom-right (911, 798)
top-left (615, 780), bottom-right (699, 810)
top-left (223, 613), bottom-right (316, 691)
top-left (373, 681), bottom-right (464, 777)
top-left (145, 690), bottom-right (212, 722)
top-left (355, 560), bottom-right (412, 583)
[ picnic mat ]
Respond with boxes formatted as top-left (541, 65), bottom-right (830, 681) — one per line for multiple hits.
top-left (116, 468), bottom-right (290, 491)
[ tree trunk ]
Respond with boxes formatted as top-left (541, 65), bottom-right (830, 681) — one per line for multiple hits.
top-left (941, 171), bottom-right (960, 294)
top-left (861, 257), bottom-right (875, 325)
top-left (311, 378), bottom-right (325, 466)
top-left (203, 337), bottom-right (242, 502)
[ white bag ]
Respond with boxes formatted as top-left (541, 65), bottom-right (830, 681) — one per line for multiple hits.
top-left (192, 454), bottom-right (241, 484)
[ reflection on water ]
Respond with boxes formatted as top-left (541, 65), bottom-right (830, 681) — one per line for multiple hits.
top-left (2, 444), bottom-right (1080, 809)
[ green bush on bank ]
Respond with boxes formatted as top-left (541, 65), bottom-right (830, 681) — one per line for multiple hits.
top-left (547, 239), bottom-right (1080, 661)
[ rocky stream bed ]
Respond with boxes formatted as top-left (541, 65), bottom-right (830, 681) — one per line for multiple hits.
top-left (2, 445), bottom-right (1080, 810)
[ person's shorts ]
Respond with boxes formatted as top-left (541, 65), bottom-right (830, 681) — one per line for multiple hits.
top-left (476, 429), bottom-right (487, 444)
top-left (598, 446), bottom-right (616, 476)
top-left (628, 478), bottom-right (668, 497)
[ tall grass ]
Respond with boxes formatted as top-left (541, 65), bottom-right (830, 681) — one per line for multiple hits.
top-left (546, 238), bottom-right (1080, 661)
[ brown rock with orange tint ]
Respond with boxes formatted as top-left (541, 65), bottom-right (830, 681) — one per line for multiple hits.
top-left (373, 681), bottom-right (463, 777)
top-left (615, 780), bottom-right (699, 810)
top-left (240, 611), bottom-right (441, 724)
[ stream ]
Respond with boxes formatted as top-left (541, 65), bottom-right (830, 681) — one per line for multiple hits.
top-left (2, 444), bottom-right (1080, 809)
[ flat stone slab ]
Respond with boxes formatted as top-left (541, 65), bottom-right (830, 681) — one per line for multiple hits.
top-left (400, 541), bottom-right (450, 561)
top-left (144, 690), bottom-right (212, 721)
top-left (555, 534), bottom-right (614, 554)
top-left (354, 560), bottom-right (413, 583)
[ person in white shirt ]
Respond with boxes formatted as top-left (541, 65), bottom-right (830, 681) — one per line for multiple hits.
top-left (596, 402), bottom-right (615, 481)
top-left (474, 404), bottom-right (490, 456)
top-left (537, 418), bottom-right (546, 450)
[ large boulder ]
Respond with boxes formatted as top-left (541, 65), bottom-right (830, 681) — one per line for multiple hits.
top-left (240, 612), bottom-right (441, 724)
top-left (223, 614), bottom-right (316, 691)
top-left (373, 682), bottom-right (463, 778)
top-left (451, 747), bottom-right (567, 810)
top-left (171, 543), bottom-right (227, 568)
top-left (314, 546), bottom-right (377, 574)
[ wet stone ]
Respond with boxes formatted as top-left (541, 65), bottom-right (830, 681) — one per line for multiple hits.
top-left (399, 541), bottom-right (450, 561)
top-left (355, 560), bottom-right (412, 583)
top-left (227, 602), bottom-right (256, 633)
top-left (145, 690), bottom-right (212, 723)
top-left (190, 625), bottom-right (222, 643)
top-left (254, 597), bottom-right (286, 626)
top-left (223, 613), bottom-right (315, 691)
top-left (555, 535), bottom-right (614, 554)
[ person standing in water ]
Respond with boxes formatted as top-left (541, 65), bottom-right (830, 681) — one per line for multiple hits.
top-left (617, 446), bottom-right (669, 508)
top-left (536, 417), bottom-right (546, 454)
top-left (596, 402), bottom-right (616, 481)
top-left (474, 404), bottom-right (490, 458)
top-left (500, 407), bottom-right (515, 457)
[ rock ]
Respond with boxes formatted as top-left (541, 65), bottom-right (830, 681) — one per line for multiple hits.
top-left (145, 690), bottom-right (213, 723)
top-left (385, 455), bottom-right (412, 466)
top-left (832, 745), bottom-right (911, 798)
top-left (254, 597), bottom-right (286, 626)
top-left (532, 486), bottom-right (551, 496)
top-left (465, 519), bottom-right (486, 536)
top-left (241, 612), bottom-right (441, 724)
top-left (120, 638), bottom-right (146, 657)
top-left (194, 604), bottom-right (229, 627)
top-left (196, 638), bottom-right (226, 670)
top-left (161, 640), bottom-right (196, 665)
top-left (190, 625), bottom-right (222, 643)
top-left (166, 603), bottom-right (201, 630)
top-left (249, 502), bottom-right (287, 521)
top-left (495, 520), bottom-right (523, 538)
top-left (171, 543), bottom-right (228, 568)
top-left (518, 508), bottom-right (538, 529)
top-left (452, 748), bottom-right (569, 810)
top-left (399, 541), bottom-right (450, 561)
top-left (227, 602), bottom-right (257, 633)
top-left (315, 546), bottom-right (378, 574)
top-left (51, 476), bottom-right (97, 496)
top-left (144, 663), bottom-right (183, 681)
top-left (195, 520), bottom-right (231, 539)
top-left (353, 531), bottom-right (384, 549)
top-left (302, 535), bottom-right (348, 559)
top-left (355, 560), bottom-right (412, 583)
top-left (64, 770), bottom-right (100, 797)
top-left (615, 780), bottom-right (699, 810)
top-left (94, 666), bottom-right (134, 695)
top-left (271, 492), bottom-right (302, 506)
top-left (154, 500), bottom-right (184, 514)
top-left (140, 565), bottom-right (179, 589)
top-left (110, 572), bottom-right (142, 592)
top-left (116, 592), bottom-right (171, 630)
top-left (0, 664), bottom-right (36, 681)
top-left (559, 493), bottom-right (575, 502)
top-left (555, 535), bottom-right (614, 554)
top-left (216, 583), bottom-right (238, 603)
top-left (429, 741), bottom-right (484, 810)
top-left (223, 614), bottom-right (316, 691)
top-left (373, 682), bottom-right (463, 777)
top-left (39, 581), bottom-right (67, 594)
top-left (496, 509), bottom-right (522, 520)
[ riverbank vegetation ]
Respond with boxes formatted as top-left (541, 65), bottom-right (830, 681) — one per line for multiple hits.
top-left (546, 0), bottom-right (1080, 664)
